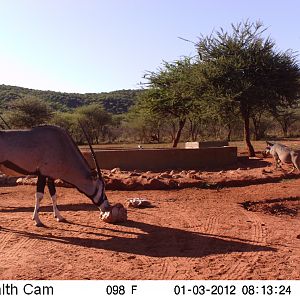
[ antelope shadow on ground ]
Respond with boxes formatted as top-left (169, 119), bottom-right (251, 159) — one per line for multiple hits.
top-left (0, 202), bottom-right (98, 213)
top-left (0, 219), bottom-right (276, 258)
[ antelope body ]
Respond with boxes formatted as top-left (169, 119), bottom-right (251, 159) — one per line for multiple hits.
top-left (0, 125), bottom-right (110, 226)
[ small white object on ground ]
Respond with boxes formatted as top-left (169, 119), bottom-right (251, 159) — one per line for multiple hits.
top-left (126, 198), bottom-right (153, 208)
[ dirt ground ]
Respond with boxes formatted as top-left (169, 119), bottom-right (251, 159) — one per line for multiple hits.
top-left (0, 157), bottom-right (299, 280)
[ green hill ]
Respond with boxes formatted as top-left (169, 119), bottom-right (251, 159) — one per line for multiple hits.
top-left (0, 84), bottom-right (141, 114)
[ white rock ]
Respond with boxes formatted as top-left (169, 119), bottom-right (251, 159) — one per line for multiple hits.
top-left (16, 178), bottom-right (24, 184)
top-left (111, 167), bottom-right (121, 173)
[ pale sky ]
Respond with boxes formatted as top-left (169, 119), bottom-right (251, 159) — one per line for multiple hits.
top-left (0, 0), bottom-right (299, 93)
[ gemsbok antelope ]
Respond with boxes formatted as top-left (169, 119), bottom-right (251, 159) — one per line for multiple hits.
top-left (0, 125), bottom-right (110, 226)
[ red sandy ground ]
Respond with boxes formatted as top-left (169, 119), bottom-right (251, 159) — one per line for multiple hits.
top-left (0, 157), bottom-right (299, 280)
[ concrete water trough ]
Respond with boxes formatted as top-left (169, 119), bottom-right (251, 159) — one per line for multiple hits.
top-left (82, 146), bottom-right (237, 171)
top-left (185, 141), bottom-right (229, 148)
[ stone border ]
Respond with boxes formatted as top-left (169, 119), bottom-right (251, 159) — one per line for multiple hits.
top-left (4, 170), bottom-right (300, 191)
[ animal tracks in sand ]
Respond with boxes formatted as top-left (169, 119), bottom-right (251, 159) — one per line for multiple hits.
top-left (0, 181), bottom-right (299, 280)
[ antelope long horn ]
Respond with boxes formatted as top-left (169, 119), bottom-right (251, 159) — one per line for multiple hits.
top-left (79, 122), bottom-right (102, 178)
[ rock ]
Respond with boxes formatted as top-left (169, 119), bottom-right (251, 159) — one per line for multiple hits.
top-left (167, 179), bottom-right (179, 188)
top-left (105, 178), bottom-right (127, 190)
top-left (172, 175), bottom-right (182, 179)
top-left (189, 174), bottom-right (201, 180)
top-left (111, 168), bottom-right (121, 173)
top-left (187, 170), bottom-right (197, 175)
top-left (122, 178), bottom-right (142, 190)
top-left (19, 177), bottom-right (37, 186)
top-left (100, 203), bottom-right (127, 223)
top-left (128, 172), bottom-right (141, 177)
top-left (147, 178), bottom-right (168, 189)
top-left (16, 178), bottom-right (24, 184)
top-left (54, 179), bottom-right (72, 188)
top-left (159, 172), bottom-right (173, 179)
top-left (262, 169), bottom-right (272, 174)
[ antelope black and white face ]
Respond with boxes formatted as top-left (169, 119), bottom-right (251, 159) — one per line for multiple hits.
top-left (88, 173), bottom-right (110, 212)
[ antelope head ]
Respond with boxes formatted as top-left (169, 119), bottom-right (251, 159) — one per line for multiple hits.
top-left (80, 123), bottom-right (110, 212)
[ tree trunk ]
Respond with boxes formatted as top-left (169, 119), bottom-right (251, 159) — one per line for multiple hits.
top-left (251, 117), bottom-right (259, 141)
top-left (282, 122), bottom-right (288, 138)
top-left (243, 115), bottom-right (255, 157)
top-left (169, 121), bottom-right (176, 142)
top-left (172, 118), bottom-right (186, 148)
top-left (226, 123), bottom-right (232, 142)
top-left (188, 118), bottom-right (198, 141)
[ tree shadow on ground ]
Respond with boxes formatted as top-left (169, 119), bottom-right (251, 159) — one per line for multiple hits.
top-left (241, 196), bottom-right (300, 217)
top-left (235, 156), bottom-right (272, 170)
top-left (0, 219), bottom-right (276, 258)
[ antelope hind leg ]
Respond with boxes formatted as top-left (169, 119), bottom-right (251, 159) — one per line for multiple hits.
top-left (51, 194), bottom-right (65, 222)
top-left (47, 178), bottom-right (65, 222)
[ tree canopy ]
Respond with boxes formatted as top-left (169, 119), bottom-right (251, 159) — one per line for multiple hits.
top-left (6, 96), bottom-right (53, 128)
top-left (141, 57), bottom-right (206, 147)
top-left (196, 20), bottom-right (300, 155)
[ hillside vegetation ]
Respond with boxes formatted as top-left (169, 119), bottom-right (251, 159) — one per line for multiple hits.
top-left (0, 84), bottom-right (140, 114)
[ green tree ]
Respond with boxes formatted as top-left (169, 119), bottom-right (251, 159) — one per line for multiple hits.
top-left (143, 57), bottom-right (203, 147)
top-left (126, 109), bottom-right (159, 143)
top-left (51, 111), bottom-right (84, 143)
top-left (271, 106), bottom-right (300, 137)
top-left (76, 104), bottom-right (113, 143)
top-left (106, 114), bottom-right (125, 143)
top-left (7, 96), bottom-right (53, 128)
top-left (196, 21), bottom-right (300, 156)
top-left (250, 107), bottom-right (271, 140)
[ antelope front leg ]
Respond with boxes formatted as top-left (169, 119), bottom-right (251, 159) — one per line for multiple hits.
top-left (33, 175), bottom-right (47, 226)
